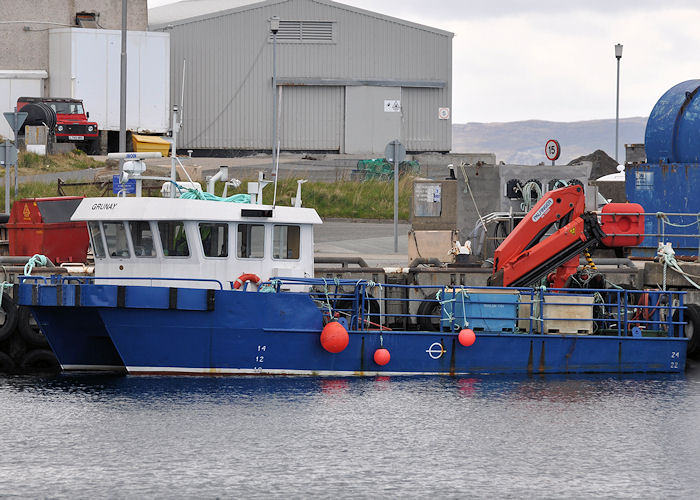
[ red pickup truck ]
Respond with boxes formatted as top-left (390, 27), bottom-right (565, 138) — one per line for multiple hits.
top-left (17, 97), bottom-right (99, 154)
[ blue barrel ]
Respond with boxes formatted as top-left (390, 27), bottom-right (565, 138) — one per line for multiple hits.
top-left (645, 79), bottom-right (700, 163)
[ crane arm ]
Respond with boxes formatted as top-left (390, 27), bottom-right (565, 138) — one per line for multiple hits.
top-left (492, 185), bottom-right (585, 274)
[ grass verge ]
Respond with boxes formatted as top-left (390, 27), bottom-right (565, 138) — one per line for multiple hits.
top-left (17, 150), bottom-right (104, 176)
top-left (1, 175), bottom-right (413, 220)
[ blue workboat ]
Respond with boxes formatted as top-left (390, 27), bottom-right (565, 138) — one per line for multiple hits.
top-left (16, 155), bottom-right (693, 375)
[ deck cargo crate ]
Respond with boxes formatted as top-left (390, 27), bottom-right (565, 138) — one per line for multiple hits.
top-left (440, 288), bottom-right (518, 332)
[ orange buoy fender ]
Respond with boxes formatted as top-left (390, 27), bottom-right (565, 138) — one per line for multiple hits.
top-left (320, 321), bottom-right (349, 353)
top-left (458, 328), bottom-right (476, 347)
top-left (374, 348), bottom-right (390, 366)
top-left (233, 273), bottom-right (261, 290)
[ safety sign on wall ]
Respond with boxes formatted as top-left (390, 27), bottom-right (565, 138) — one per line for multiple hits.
top-left (384, 100), bottom-right (401, 112)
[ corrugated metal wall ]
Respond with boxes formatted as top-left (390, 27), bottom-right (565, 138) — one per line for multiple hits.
top-left (280, 86), bottom-right (343, 150)
top-left (163, 0), bottom-right (452, 152)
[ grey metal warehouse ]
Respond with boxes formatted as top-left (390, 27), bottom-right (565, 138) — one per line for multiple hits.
top-left (149, 0), bottom-right (453, 155)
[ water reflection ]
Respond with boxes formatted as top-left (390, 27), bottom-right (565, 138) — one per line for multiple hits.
top-left (0, 369), bottom-right (694, 403)
top-left (0, 368), bottom-right (699, 498)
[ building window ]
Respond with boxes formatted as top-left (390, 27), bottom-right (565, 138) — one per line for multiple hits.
top-left (88, 221), bottom-right (105, 259)
top-left (103, 222), bottom-right (130, 258)
top-left (237, 224), bottom-right (264, 259)
top-left (273, 225), bottom-right (300, 260)
top-left (159, 221), bottom-right (189, 257)
top-left (272, 20), bottom-right (334, 42)
top-left (129, 221), bottom-right (156, 257)
top-left (199, 222), bottom-right (228, 258)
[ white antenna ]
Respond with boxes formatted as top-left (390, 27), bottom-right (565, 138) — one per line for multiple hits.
top-left (272, 86), bottom-right (282, 208)
top-left (272, 139), bottom-right (280, 207)
top-left (179, 59), bottom-right (186, 128)
top-left (170, 60), bottom-right (186, 197)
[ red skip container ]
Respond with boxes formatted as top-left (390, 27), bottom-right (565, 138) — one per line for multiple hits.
top-left (7, 197), bottom-right (89, 264)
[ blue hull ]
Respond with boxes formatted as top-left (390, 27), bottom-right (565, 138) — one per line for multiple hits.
top-left (18, 280), bottom-right (689, 375)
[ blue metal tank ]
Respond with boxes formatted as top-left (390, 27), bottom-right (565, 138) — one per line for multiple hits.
top-left (645, 79), bottom-right (700, 163)
top-left (626, 80), bottom-right (700, 257)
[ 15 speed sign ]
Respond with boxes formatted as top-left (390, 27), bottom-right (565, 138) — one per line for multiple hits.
top-left (545, 139), bottom-right (561, 161)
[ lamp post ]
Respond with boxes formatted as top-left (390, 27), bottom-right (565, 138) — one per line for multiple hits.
top-left (270, 16), bottom-right (280, 205)
top-left (615, 43), bottom-right (623, 163)
top-left (270, 17), bottom-right (279, 161)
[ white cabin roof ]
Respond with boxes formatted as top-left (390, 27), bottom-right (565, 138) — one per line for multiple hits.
top-left (71, 197), bottom-right (323, 225)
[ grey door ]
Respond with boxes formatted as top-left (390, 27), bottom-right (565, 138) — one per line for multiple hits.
top-left (344, 86), bottom-right (401, 154)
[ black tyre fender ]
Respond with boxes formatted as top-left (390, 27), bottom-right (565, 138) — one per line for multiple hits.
top-left (675, 303), bottom-right (700, 360)
top-left (17, 306), bottom-right (49, 347)
top-left (0, 351), bottom-right (16, 373)
top-left (417, 298), bottom-right (442, 331)
top-left (0, 292), bottom-right (19, 343)
top-left (336, 298), bottom-right (381, 330)
top-left (20, 349), bottom-right (60, 373)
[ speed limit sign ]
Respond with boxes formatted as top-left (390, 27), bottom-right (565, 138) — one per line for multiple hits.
top-left (545, 139), bottom-right (561, 162)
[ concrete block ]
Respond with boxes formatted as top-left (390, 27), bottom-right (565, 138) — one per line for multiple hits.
top-left (51, 143), bottom-right (76, 154)
top-left (644, 262), bottom-right (700, 288)
top-left (26, 145), bottom-right (46, 155)
top-left (24, 125), bottom-right (48, 146)
top-left (411, 178), bottom-right (457, 230)
top-left (408, 230), bottom-right (457, 263)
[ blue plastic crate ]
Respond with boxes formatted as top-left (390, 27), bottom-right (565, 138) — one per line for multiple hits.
top-left (440, 290), bottom-right (518, 332)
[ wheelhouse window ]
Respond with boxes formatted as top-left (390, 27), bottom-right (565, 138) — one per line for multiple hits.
top-left (129, 221), bottom-right (156, 257)
top-left (103, 222), bottom-right (130, 258)
top-left (88, 221), bottom-right (105, 259)
top-left (199, 223), bottom-right (228, 258)
top-left (273, 225), bottom-right (300, 260)
top-left (159, 221), bottom-right (189, 257)
top-left (237, 224), bottom-right (264, 259)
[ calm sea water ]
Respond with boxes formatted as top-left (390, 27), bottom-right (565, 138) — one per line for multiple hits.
top-left (1, 367), bottom-right (700, 499)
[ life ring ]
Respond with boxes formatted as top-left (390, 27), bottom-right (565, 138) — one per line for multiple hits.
top-left (0, 292), bottom-right (19, 343)
top-left (233, 273), bottom-right (261, 290)
top-left (17, 306), bottom-right (49, 347)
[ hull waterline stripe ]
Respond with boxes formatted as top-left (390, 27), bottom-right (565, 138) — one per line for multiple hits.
top-left (62, 364), bottom-right (127, 371)
top-left (124, 366), bottom-right (683, 376)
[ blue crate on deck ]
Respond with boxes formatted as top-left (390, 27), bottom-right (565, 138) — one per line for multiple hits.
top-left (440, 289), bottom-right (518, 332)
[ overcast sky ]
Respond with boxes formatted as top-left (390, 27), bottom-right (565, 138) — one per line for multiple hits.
top-left (147, 0), bottom-right (700, 124)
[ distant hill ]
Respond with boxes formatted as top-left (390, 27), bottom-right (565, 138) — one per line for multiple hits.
top-left (452, 117), bottom-right (647, 165)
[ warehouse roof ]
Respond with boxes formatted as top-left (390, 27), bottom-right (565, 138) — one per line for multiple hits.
top-left (148, 0), bottom-right (452, 37)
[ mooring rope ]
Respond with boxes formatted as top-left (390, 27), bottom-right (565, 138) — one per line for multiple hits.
top-left (24, 254), bottom-right (48, 276)
top-left (658, 243), bottom-right (700, 290)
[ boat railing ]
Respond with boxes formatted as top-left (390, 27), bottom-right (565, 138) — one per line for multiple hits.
top-left (17, 274), bottom-right (689, 338)
top-left (271, 277), bottom-right (687, 338)
top-left (18, 275), bottom-right (225, 290)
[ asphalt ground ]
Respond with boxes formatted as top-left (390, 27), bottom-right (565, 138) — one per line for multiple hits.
top-left (314, 220), bottom-right (410, 267)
